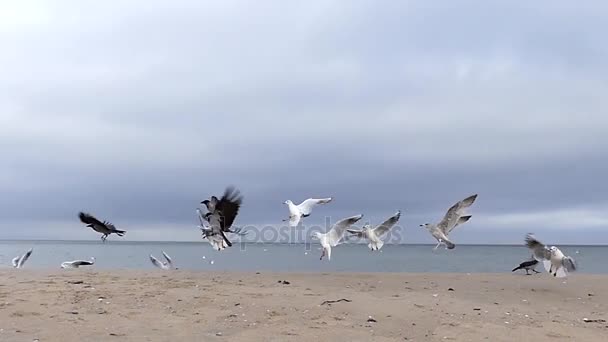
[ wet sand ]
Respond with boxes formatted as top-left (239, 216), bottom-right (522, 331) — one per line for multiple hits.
top-left (0, 270), bottom-right (606, 341)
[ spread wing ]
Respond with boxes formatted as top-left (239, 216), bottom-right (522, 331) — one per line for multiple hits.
top-left (372, 211), bottom-right (401, 237)
top-left (346, 229), bottom-right (365, 237)
top-left (18, 249), bottom-right (33, 267)
top-left (525, 234), bottom-right (551, 261)
top-left (162, 251), bottom-right (173, 267)
top-left (297, 198), bottom-right (332, 216)
top-left (215, 187), bottom-right (243, 231)
top-left (149, 255), bottom-right (165, 269)
top-left (438, 194), bottom-right (477, 234)
top-left (327, 214), bottom-right (363, 246)
top-left (78, 212), bottom-right (105, 226)
top-left (562, 256), bottom-right (576, 272)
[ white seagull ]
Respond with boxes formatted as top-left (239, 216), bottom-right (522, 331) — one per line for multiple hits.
top-left (61, 257), bottom-right (96, 269)
top-left (284, 198), bottom-right (333, 227)
top-left (525, 234), bottom-right (576, 278)
top-left (150, 251), bottom-right (174, 270)
top-left (12, 248), bottom-right (33, 269)
top-left (420, 194), bottom-right (477, 250)
top-left (312, 214), bottom-right (363, 261)
top-left (347, 211), bottom-right (401, 251)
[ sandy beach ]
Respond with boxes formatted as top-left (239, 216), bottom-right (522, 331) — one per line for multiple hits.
top-left (0, 270), bottom-right (606, 341)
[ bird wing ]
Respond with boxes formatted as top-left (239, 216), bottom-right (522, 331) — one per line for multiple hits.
top-left (372, 211), bottom-right (401, 237)
top-left (215, 187), bottom-right (243, 230)
top-left (149, 255), bottom-right (165, 269)
top-left (162, 251), bottom-right (173, 267)
top-left (297, 198), bottom-right (332, 216)
top-left (438, 194), bottom-right (477, 234)
top-left (78, 212), bottom-right (105, 226)
top-left (346, 229), bottom-right (365, 237)
top-left (18, 249), bottom-right (33, 267)
top-left (289, 214), bottom-right (301, 228)
top-left (327, 214), bottom-right (363, 246)
top-left (525, 234), bottom-right (552, 261)
top-left (562, 256), bottom-right (576, 272)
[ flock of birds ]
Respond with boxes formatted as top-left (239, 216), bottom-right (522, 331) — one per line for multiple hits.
top-left (8, 186), bottom-right (578, 278)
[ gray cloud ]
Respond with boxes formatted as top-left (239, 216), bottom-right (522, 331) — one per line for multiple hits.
top-left (1, 1), bottom-right (607, 243)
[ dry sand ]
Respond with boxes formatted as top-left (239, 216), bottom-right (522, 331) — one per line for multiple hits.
top-left (0, 270), bottom-right (606, 341)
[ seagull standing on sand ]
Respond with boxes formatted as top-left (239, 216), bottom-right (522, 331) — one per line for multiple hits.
top-left (312, 214), bottom-right (363, 261)
top-left (61, 257), bottom-right (96, 269)
top-left (525, 234), bottom-right (576, 278)
top-left (347, 211), bottom-right (401, 251)
top-left (200, 187), bottom-right (244, 248)
top-left (420, 194), bottom-right (478, 250)
top-left (511, 256), bottom-right (540, 275)
top-left (283, 198), bottom-right (333, 228)
top-left (78, 212), bottom-right (126, 243)
top-left (150, 251), bottom-right (173, 270)
top-left (12, 248), bottom-right (33, 269)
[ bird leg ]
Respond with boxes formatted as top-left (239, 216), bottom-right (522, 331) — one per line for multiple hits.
top-left (433, 241), bottom-right (442, 251)
top-left (320, 248), bottom-right (326, 260)
top-left (525, 269), bottom-right (530, 275)
top-left (533, 269), bottom-right (541, 274)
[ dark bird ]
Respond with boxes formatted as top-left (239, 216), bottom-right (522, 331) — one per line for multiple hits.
top-left (200, 187), bottom-right (244, 248)
top-left (78, 212), bottom-right (126, 243)
top-left (512, 258), bottom-right (540, 275)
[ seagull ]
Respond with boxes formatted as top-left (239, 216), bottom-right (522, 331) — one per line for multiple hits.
top-left (78, 212), bottom-right (126, 243)
top-left (347, 211), bottom-right (401, 251)
top-left (284, 198), bottom-right (332, 228)
top-left (197, 208), bottom-right (246, 251)
top-left (420, 194), bottom-right (477, 250)
top-left (150, 251), bottom-right (173, 270)
top-left (511, 256), bottom-right (540, 275)
top-left (12, 248), bottom-right (33, 269)
top-left (200, 187), bottom-right (243, 247)
top-left (525, 233), bottom-right (576, 278)
top-left (61, 257), bottom-right (96, 269)
top-left (312, 214), bottom-right (363, 261)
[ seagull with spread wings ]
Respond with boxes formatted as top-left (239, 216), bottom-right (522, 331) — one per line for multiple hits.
top-left (12, 248), bottom-right (33, 269)
top-left (78, 212), bottom-right (126, 243)
top-left (347, 211), bottom-right (401, 251)
top-left (312, 214), bottom-right (363, 261)
top-left (525, 233), bottom-right (576, 278)
top-left (61, 257), bottom-right (96, 269)
top-left (150, 251), bottom-right (174, 270)
top-left (199, 187), bottom-right (244, 248)
top-left (283, 197), bottom-right (333, 227)
top-left (420, 194), bottom-right (477, 250)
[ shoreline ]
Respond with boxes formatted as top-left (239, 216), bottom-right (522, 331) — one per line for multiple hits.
top-left (1, 270), bottom-right (606, 341)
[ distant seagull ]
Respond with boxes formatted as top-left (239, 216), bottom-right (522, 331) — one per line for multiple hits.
top-left (312, 214), bottom-right (363, 261)
top-left (511, 256), bottom-right (540, 275)
top-left (283, 198), bottom-right (333, 227)
top-left (420, 194), bottom-right (478, 250)
top-left (150, 251), bottom-right (173, 270)
top-left (78, 212), bottom-right (126, 243)
top-left (12, 248), bottom-right (33, 269)
top-left (347, 211), bottom-right (401, 251)
top-left (200, 186), bottom-right (243, 247)
top-left (61, 257), bottom-right (96, 269)
top-left (525, 233), bottom-right (576, 278)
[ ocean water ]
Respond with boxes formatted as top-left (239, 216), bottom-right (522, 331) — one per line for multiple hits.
top-left (0, 241), bottom-right (605, 274)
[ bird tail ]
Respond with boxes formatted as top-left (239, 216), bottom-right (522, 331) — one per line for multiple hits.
top-left (114, 230), bottom-right (126, 236)
top-left (368, 241), bottom-right (384, 251)
top-left (512, 266), bottom-right (522, 272)
top-left (444, 240), bottom-right (456, 249)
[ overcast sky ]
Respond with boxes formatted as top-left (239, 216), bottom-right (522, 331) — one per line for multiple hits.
top-left (1, 1), bottom-right (607, 244)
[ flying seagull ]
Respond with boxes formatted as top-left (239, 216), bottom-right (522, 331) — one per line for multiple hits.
top-left (12, 248), bottom-right (33, 269)
top-left (61, 257), bottom-right (96, 269)
top-left (78, 212), bottom-right (126, 243)
top-left (200, 187), bottom-right (244, 248)
top-left (525, 233), bottom-right (576, 278)
top-left (312, 214), bottom-right (363, 261)
top-left (347, 211), bottom-right (401, 251)
top-left (150, 251), bottom-right (173, 270)
top-left (284, 198), bottom-right (332, 228)
top-left (420, 194), bottom-right (478, 250)
top-left (511, 256), bottom-right (540, 275)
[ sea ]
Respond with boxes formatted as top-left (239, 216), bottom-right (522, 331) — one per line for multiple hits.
top-left (0, 241), bottom-right (605, 273)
